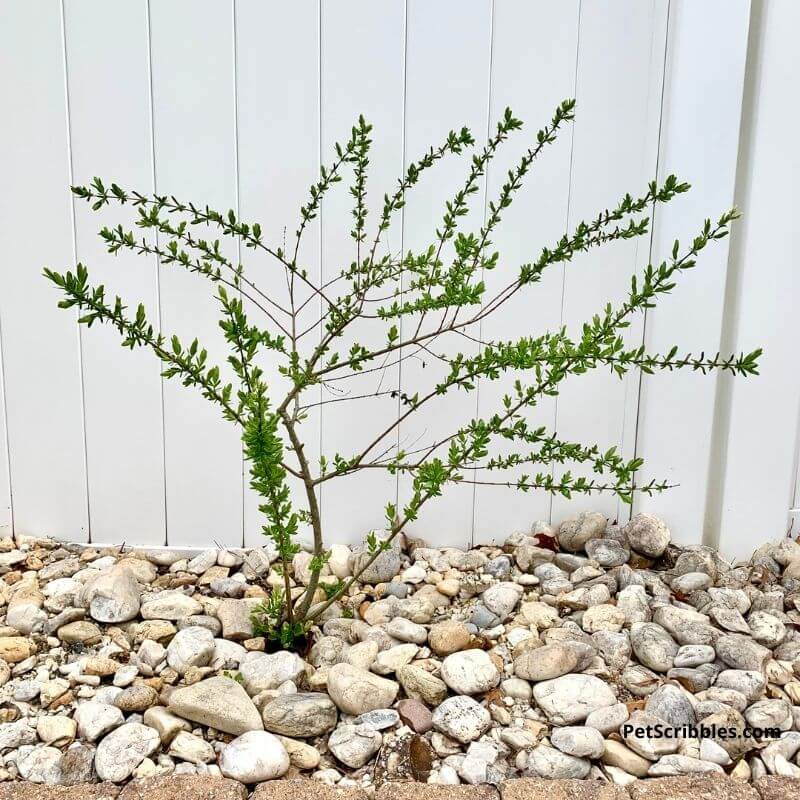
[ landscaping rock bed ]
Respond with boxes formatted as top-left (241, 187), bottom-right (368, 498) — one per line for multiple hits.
top-left (1, 514), bottom-right (800, 793)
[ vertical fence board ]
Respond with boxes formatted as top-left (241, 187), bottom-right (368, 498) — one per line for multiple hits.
top-left (235, 0), bottom-right (321, 549)
top-left (0, 322), bottom-right (11, 535)
top-left (64, 0), bottom-right (166, 546)
top-left (471, 0), bottom-right (579, 545)
top-left (399, 0), bottom-right (493, 548)
top-left (710, 0), bottom-right (796, 560)
top-left (149, 0), bottom-right (242, 547)
top-left (550, 0), bottom-right (669, 527)
top-left (318, 0), bottom-right (406, 545)
top-left (635, 0), bottom-right (751, 549)
top-left (0, 0), bottom-right (89, 540)
top-left (793, 437), bottom-right (800, 537)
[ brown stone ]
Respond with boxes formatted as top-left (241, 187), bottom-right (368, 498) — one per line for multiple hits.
top-left (755, 777), bottom-right (800, 800)
top-left (398, 698), bottom-right (433, 733)
top-left (628, 776), bottom-right (759, 800)
top-left (428, 621), bottom-right (472, 657)
top-left (377, 785), bottom-right (497, 800)
top-left (500, 780), bottom-right (626, 800)
top-left (115, 684), bottom-right (159, 712)
top-left (49, 689), bottom-right (74, 711)
top-left (118, 775), bottom-right (247, 800)
top-left (0, 785), bottom-right (119, 800)
top-left (251, 780), bottom-right (368, 800)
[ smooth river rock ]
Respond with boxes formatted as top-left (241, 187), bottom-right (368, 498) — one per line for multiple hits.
top-left (219, 730), bottom-right (290, 783)
top-left (168, 676), bottom-right (263, 735)
top-left (326, 663), bottom-right (399, 715)
top-left (532, 674), bottom-right (617, 724)
top-left (513, 641), bottom-right (594, 682)
top-left (440, 650), bottom-right (500, 695)
top-left (261, 692), bottom-right (338, 737)
top-left (432, 695), bottom-right (492, 743)
top-left (94, 722), bottom-right (160, 782)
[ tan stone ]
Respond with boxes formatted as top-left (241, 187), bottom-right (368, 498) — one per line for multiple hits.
top-left (49, 689), bottom-right (74, 711)
top-left (601, 739), bottom-right (651, 778)
top-left (217, 598), bottom-right (262, 640)
top-left (39, 678), bottom-right (70, 707)
top-left (436, 579), bottom-right (461, 597)
top-left (143, 705), bottom-right (192, 745)
top-left (278, 736), bottom-right (321, 770)
top-left (168, 675), bottom-right (263, 735)
top-left (83, 656), bottom-right (121, 677)
top-left (115, 684), bottom-right (159, 712)
top-left (428, 620), bottom-right (471, 656)
top-left (500, 779), bottom-right (627, 800)
top-left (198, 565), bottom-right (229, 585)
top-left (58, 621), bottom-right (103, 645)
top-left (134, 620), bottom-right (176, 643)
top-left (397, 664), bottom-right (448, 706)
top-left (0, 635), bottom-right (33, 662)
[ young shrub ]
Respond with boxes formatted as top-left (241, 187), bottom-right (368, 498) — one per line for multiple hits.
top-left (47, 100), bottom-right (760, 646)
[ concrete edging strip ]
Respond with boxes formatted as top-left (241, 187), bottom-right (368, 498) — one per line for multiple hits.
top-left (0, 776), bottom-right (798, 800)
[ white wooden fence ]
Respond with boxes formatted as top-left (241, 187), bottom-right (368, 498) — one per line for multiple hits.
top-left (0, 0), bottom-right (797, 560)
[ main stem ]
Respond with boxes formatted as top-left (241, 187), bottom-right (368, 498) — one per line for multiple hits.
top-left (280, 410), bottom-right (324, 620)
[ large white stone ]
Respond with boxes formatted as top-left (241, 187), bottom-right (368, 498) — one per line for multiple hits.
top-left (73, 701), bottom-right (124, 743)
top-left (432, 696), bottom-right (491, 743)
top-left (550, 726), bottom-right (605, 759)
top-left (527, 744), bottom-right (591, 779)
top-left (79, 565), bottom-right (141, 623)
top-left (327, 724), bottom-right (382, 768)
top-left (440, 650), bottom-right (500, 695)
top-left (557, 512), bottom-right (607, 552)
top-left (166, 625), bottom-right (215, 675)
top-left (327, 663), bottom-right (399, 715)
top-left (630, 622), bottom-right (679, 673)
top-left (140, 591), bottom-right (203, 620)
top-left (239, 650), bottom-right (305, 695)
top-left (533, 674), bottom-right (617, 724)
top-left (716, 633), bottom-right (772, 672)
top-left (16, 746), bottom-right (63, 784)
top-left (94, 722), bottom-right (160, 782)
top-left (481, 582), bottom-right (523, 621)
top-left (219, 730), bottom-right (290, 783)
top-left (624, 513), bottom-right (670, 558)
top-left (261, 692), bottom-right (338, 737)
top-left (0, 720), bottom-right (38, 749)
top-left (168, 676), bottom-right (263, 735)
top-left (513, 641), bottom-right (594, 682)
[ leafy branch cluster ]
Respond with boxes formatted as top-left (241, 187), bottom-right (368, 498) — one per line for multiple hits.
top-left (49, 99), bottom-right (760, 640)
